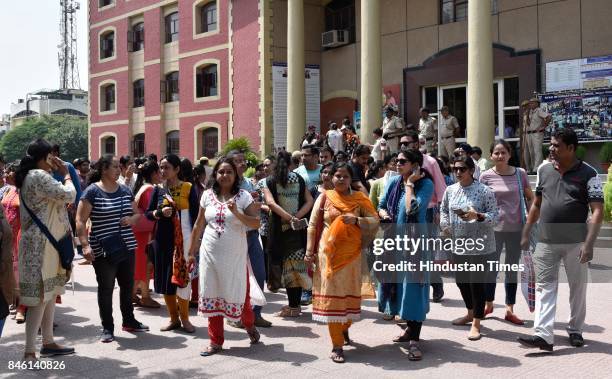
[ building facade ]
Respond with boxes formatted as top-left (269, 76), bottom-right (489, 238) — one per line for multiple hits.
top-left (89, 0), bottom-right (612, 163)
top-left (10, 89), bottom-right (88, 129)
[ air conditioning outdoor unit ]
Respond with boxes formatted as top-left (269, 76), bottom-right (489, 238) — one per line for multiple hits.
top-left (322, 30), bottom-right (349, 48)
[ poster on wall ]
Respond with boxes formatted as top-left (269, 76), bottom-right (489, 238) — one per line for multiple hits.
top-left (272, 63), bottom-right (321, 150)
top-left (539, 88), bottom-right (612, 142)
top-left (546, 55), bottom-right (612, 92)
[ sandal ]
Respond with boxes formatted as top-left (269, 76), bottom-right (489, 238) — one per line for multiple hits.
top-left (393, 331), bottom-right (411, 343)
top-left (330, 348), bottom-right (345, 363)
top-left (468, 327), bottom-right (482, 341)
top-left (140, 297), bottom-right (161, 309)
top-left (247, 328), bottom-right (260, 344)
top-left (200, 344), bottom-right (223, 357)
top-left (274, 306), bottom-right (300, 317)
top-left (452, 315), bottom-right (473, 326)
top-left (407, 343), bottom-right (422, 361)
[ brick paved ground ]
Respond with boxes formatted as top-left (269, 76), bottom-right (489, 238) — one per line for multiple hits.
top-left (1, 247), bottom-right (611, 378)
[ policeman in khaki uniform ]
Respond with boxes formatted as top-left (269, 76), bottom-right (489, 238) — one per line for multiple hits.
top-left (418, 107), bottom-right (437, 154)
top-left (524, 97), bottom-right (552, 173)
top-left (438, 106), bottom-right (459, 158)
top-left (382, 105), bottom-right (405, 153)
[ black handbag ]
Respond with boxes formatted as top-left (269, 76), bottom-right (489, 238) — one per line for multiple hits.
top-left (95, 195), bottom-right (129, 265)
top-left (21, 196), bottom-right (74, 270)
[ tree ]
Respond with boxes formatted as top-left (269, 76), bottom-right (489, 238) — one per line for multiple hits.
top-left (0, 115), bottom-right (88, 162)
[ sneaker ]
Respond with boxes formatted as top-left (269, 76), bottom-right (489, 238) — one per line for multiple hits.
top-left (569, 333), bottom-right (584, 347)
top-left (300, 290), bottom-right (312, 306)
top-left (122, 320), bottom-right (150, 332)
top-left (100, 329), bottom-right (114, 343)
top-left (40, 344), bottom-right (75, 358)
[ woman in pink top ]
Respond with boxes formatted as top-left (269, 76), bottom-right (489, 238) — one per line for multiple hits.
top-left (479, 139), bottom-right (534, 325)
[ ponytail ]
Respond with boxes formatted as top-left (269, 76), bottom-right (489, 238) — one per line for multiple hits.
top-left (87, 155), bottom-right (114, 186)
top-left (15, 139), bottom-right (53, 189)
top-left (274, 151), bottom-right (292, 187)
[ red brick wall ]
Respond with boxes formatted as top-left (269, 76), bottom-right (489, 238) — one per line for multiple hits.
top-left (320, 97), bottom-right (357, 134)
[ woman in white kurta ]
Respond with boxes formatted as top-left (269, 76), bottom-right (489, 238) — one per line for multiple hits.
top-left (188, 157), bottom-right (264, 357)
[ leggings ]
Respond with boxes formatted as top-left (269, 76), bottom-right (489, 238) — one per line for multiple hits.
top-left (163, 295), bottom-right (190, 322)
top-left (485, 231), bottom-right (522, 305)
top-left (287, 287), bottom-right (303, 308)
top-left (25, 298), bottom-right (56, 354)
top-left (454, 253), bottom-right (495, 319)
top-left (207, 275), bottom-right (254, 346)
top-left (328, 321), bottom-right (352, 348)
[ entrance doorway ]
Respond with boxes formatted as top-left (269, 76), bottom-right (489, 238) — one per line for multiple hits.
top-left (441, 84), bottom-right (467, 138)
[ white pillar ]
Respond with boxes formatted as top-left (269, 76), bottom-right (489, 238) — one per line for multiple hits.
top-left (360, 0), bottom-right (382, 145)
top-left (286, 0), bottom-right (305, 152)
top-left (467, 0), bottom-right (495, 158)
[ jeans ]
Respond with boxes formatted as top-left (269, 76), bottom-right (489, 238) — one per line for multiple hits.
top-left (92, 253), bottom-right (136, 332)
top-left (247, 230), bottom-right (266, 318)
top-left (485, 231), bottom-right (522, 305)
top-left (0, 317), bottom-right (5, 338)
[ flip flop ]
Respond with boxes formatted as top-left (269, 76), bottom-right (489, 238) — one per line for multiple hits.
top-left (200, 345), bottom-right (223, 357)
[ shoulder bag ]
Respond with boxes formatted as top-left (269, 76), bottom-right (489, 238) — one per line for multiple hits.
top-left (21, 195), bottom-right (74, 270)
top-left (94, 190), bottom-right (129, 265)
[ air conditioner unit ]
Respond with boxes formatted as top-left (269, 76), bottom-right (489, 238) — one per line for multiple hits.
top-left (322, 30), bottom-right (349, 48)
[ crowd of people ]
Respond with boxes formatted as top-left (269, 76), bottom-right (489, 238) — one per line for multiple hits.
top-left (0, 119), bottom-right (607, 364)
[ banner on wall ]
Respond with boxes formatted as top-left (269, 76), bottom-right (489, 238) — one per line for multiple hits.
top-left (272, 63), bottom-right (321, 150)
top-left (546, 55), bottom-right (612, 92)
top-left (539, 88), bottom-right (612, 142)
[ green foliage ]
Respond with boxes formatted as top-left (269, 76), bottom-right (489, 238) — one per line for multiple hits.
top-left (575, 145), bottom-right (586, 160)
top-left (244, 167), bottom-right (256, 178)
top-left (0, 115), bottom-right (88, 163)
top-left (220, 137), bottom-right (260, 168)
top-left (599, 142), bottom-right (612, 163)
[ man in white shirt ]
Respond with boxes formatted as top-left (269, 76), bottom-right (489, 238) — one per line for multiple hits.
top-left (383, 106), bottom-right (405, 153)
top-left (471, 146), bottom-right (490, 173)
top-left (326, 122), bottom-right (344, 154)
top-left (371, 127), bottom-right (387, 161)
top-left (438, 106), bottom-right (459, 158)
top-left (418, 107), bottom-right (437, 155)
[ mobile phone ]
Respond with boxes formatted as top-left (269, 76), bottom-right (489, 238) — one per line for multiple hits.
top-left (452, 207), bottom-right (466, 216)
top-left (291, 218), bottom-right (308, 230)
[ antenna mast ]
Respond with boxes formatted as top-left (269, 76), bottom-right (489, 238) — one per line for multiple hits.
top-left (58, 0), bottom-right (81, 89)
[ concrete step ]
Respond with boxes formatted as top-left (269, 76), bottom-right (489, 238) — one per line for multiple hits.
top-left (595, 236), bottom-right (612, 249)
top-left (600, 225), bottom-right (612, 238)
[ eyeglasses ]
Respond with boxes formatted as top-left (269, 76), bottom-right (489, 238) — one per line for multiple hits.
top-left (453, 166), bottom-right (468, 173)
top-left (400, 141), bottom-right (416, 147)
top-left (396, 158), bottom-right (409, 165)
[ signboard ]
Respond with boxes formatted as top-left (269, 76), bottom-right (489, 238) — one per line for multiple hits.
top-left (539, 88), bottom-right (612, 142)
top-left (272, 63), bottom-right (321, 150)
top-left (546, 55), bottom-right (612, 92)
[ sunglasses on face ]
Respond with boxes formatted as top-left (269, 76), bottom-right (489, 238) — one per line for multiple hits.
top-left (400, 141), bottom-right (416, 146)
top-left (453, 166), bottom-right (468, 173)
top-left (396, 158), bottom-right (409, 165)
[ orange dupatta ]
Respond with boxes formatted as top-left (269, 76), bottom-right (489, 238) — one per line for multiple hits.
top-left (323, 190), bottom-right (378, 277)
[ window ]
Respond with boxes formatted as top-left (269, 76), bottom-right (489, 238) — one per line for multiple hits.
top-left (324, 0), bottom-right (355, 45)
top-left (162, 72), bottom-right (179, 102)
top-left (133, 79), bottom-right (145, 108)
top-left (440, 0), bottom-right (498, 24)
top-left (501, 77), bottom-right (520, 138)
top-left (165, 12), bottom-right (179, 43)
top-left (99, 0), bottom-right (113, 8)
top-left (202, 128), bottom-right (218, 158)
top-left (102, 136), bottom-right (116, 155)
top-left (132, 134), bottom-right (145, 157)
top-left (196, 64), bottom-right (217, 98)
top-left (129, 22), bottom-right (145, 52)
top-left (100, 31), bottom-right (115, 59)
top-left (166, 131), bottom-right (180, 155)
top-left (423, 87), bottom-right (438, 113)
top-left (199, 2), bottom-right (217, 34)
top-left (101, 83), bottom-right (116, 112)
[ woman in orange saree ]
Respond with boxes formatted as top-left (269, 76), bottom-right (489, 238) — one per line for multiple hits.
top-left (306, 162), bottom-right (379, 363)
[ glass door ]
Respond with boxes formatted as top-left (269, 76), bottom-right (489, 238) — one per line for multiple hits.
top-left (440, 84), bottom-right (467, 140)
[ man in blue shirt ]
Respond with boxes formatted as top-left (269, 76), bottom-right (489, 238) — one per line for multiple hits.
top-left (227, 150), bottom-right (271, 328)
top-left (294, 144), bottom-right (322, 194)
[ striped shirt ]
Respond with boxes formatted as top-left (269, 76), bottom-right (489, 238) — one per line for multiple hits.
top-left (81, 183), bottom-right (137, 257)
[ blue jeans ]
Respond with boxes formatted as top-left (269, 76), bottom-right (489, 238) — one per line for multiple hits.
top-left (247, 230), bottom-right (266, 318)
top-left (0, 317), bottom-right (5, 338)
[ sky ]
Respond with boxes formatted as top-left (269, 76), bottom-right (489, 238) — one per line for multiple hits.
top-left (0, 0), bottom-right (89, 115)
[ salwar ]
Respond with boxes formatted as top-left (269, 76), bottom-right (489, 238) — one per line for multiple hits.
top-left (404, 320), bottom-right (423, 341)
top-left (207, 278), bottom-right (254, 346)
top-left (164, 295), bottom-right (190, 322)
top-left (286, 287), bottom-right (303, 308)
top-left (25, 298), bottom-right (55, 354)
top-left (328, 321), bottom-right (352, 347)
top-left (454, 253), bottom-right (495, 319)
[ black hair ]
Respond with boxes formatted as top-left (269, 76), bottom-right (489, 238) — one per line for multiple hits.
top-left (119, 155), bottom-right (132, 167)
top-left (472, 146), bottom-right (483, 156)
top-left (274, 151), bottom-right (292, 187)
top-left (161, 154), bottom-right (181, 170)
top-left (134, 160), bottom-right (160, 195)
top-left (398, 148), bottom-right (433, 181)
top-left (79, 158), bottom-right (91, 165)
top-left (0, 154), bottom-right (5, 164)
top-left (330, 162), bottom-right (354, 180)
top-left (334, 151), bottom-right (349, 162)
top-left (458, 143), bottom-right (473, 155)
top-left (51, 144), bottom-right (61, 155)
top-left (264, 155), bottom-right (276, 163)
top-left (320, 146), bottom-right (334, 157)
top-left (353, 144), bottom-right (371, 158)
top-left (148, 153), bottom-right (158, 163)
top-left (178, 157), bottom-right (195, 184)
top-left (490, 139), bottom-right (512, 156)
top-left (87, 155), bottom-right (115, 185)
top-left (552, 129), bottom-right (579, 151)
top-left (302, 144), bottom-right (320, 156)
top-left (194, 161), bottom-right (207, 181)
top-left (209, 156), bottom-right (241, 196)
top-left (366, 161), bottom-right (385, 181)
top-left (5, 161), bottom-right (20, 178)
top-left (373, 127), bottom-right (383, 137)
top-left (226, 149), bottom-right (245, 161)
top-left (320, 161), bottom-right (334, 174)
top-left (452, 155), bottom-right (476, 172)
top-left (255, 163), bottom-right (264, 171)
top-left (342, 118), bottom-right (351, 126)
top-left (15, 139), bottom-right (53, 188)
top-left (436, 157), bottom-right (450, 176)
top-left (403, 130), bottom-right (419, 141)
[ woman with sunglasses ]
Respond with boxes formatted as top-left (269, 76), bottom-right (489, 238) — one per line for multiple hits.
top-left (479, 139), bottom-right (534, 325)
top-left (440, 156), bottom-right (498, 341)
top-left (377, 149), bottom-right (434, 361)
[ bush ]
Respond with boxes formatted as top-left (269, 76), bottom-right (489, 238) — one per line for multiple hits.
top-left (220, 137), bottom-right (259, 168)
top-left (575, 145), bottom-right (586, 160)
top-left (599, 142), bottom-right (612, 163)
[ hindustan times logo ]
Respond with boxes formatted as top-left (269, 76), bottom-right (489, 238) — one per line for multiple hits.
top-left (372, 235), bottom-right (486, 256)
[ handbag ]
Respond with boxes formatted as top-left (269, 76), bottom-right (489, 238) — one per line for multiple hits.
top-left (95, 195), bottom-right (129, 265)
top-left (21, 195), bottom-right (74, 270)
